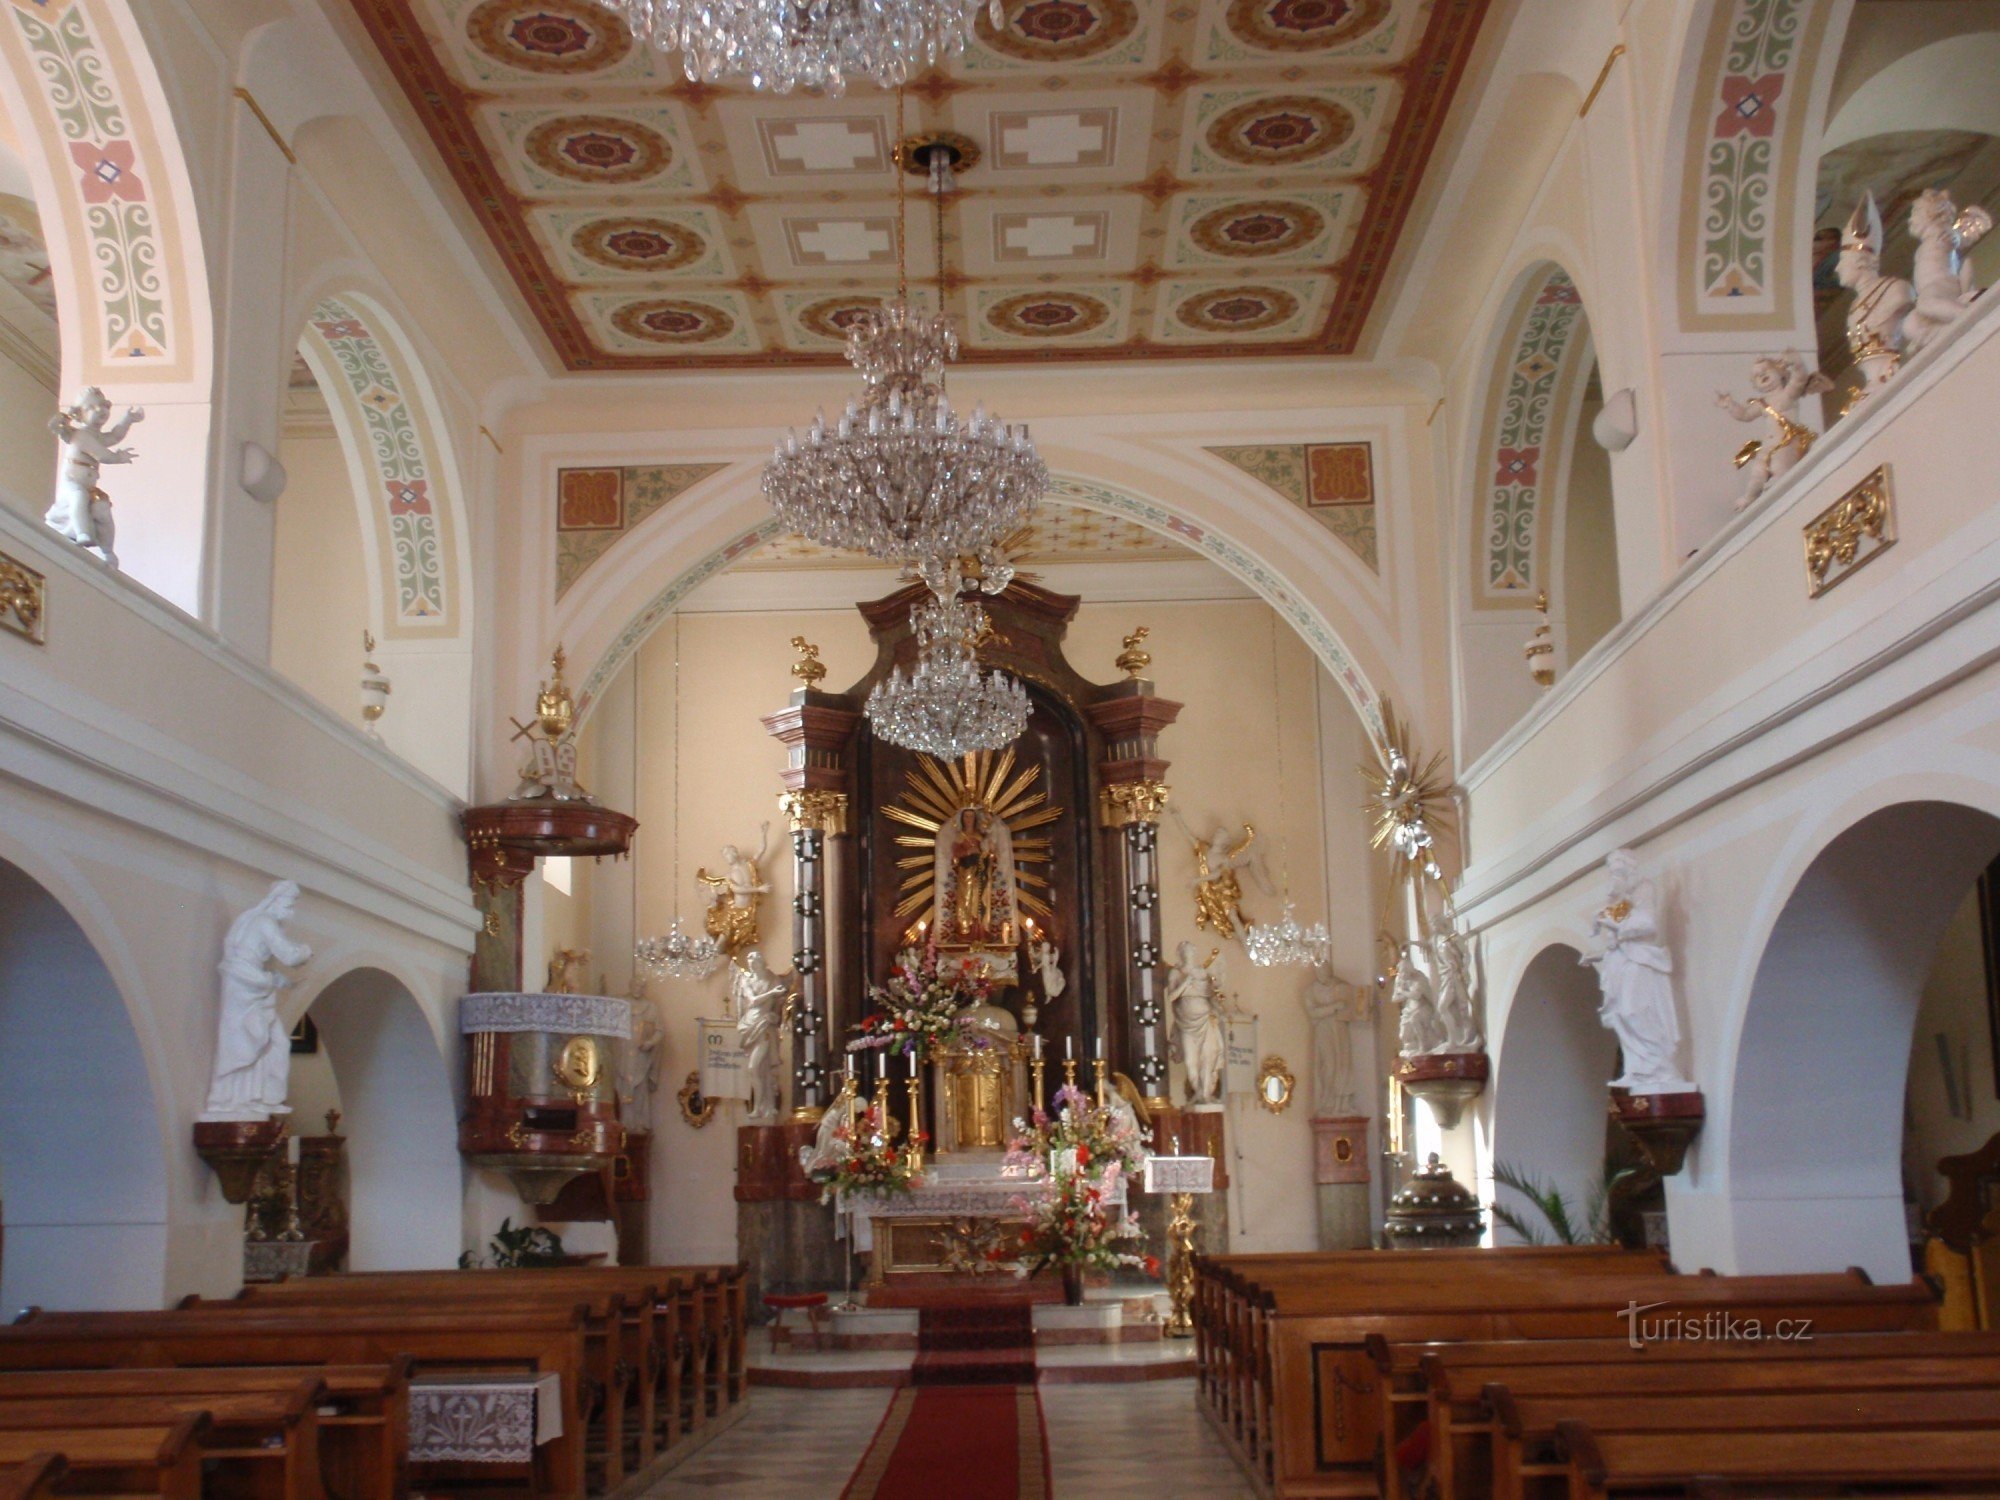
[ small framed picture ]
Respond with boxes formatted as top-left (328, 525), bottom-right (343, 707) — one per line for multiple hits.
top-left (291, 1015), bottom-right (320, 1055)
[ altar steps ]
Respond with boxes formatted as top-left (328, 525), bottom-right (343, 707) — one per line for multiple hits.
top-left (911, 1303), bottom-right (1037, 1386)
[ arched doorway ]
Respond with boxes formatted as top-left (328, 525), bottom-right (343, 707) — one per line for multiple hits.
top-left (1488, 944), bottom-right (1624, 1244)
top-left (1729, 800), bottom-right (2000, 1282)
top-left (0, 856), bottom-right (168, 1310)
top-left (293, 968), bottom-right (460, 1271)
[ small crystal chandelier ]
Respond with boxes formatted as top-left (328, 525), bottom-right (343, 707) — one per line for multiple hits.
top-left (867, 560), bottom-right (1031, 757)
top-left (763, 132), bottom-right (1047, 566)
top-left (635, 919), bottom-right (723, 982)
top-left (632, 616), bottom-right (724, 983)
top-left (1244, 903), bottom-right (1331, 969)
top-left (615, 0), bottom-right (1001, 95)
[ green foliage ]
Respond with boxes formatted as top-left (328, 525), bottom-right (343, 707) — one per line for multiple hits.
top-left (460, 1216), bottom-right (568, 1269)
top-left (1489, 1160), bottom-right (1636, 1246)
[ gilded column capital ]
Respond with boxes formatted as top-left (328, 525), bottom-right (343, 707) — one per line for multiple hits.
top-left (779, 788), bottom-right (849, 834)
top-left (1098, 779), bottom-right (1171, 829)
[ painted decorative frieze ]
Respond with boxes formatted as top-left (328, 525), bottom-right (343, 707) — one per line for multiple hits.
top-left (1479, 268), bottom-right (1585, 601)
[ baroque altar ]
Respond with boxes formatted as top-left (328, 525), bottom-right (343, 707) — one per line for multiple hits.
top-left (739, 577), bottom-right (1201, 1302)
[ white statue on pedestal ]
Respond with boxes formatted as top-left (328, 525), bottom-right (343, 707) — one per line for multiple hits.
top-left (1302, 964), bottom-right (1372, 1116)
top-left (1837, 194), bottom-right (1913, 411)
top-left (1167, 941), bottom-right (1228, 1109)
top-left (46, 387), bottom-right (142, 567)
top-left (621, 994), bottom-right (665, 1133)
top-left (732, 950), bottom-right (789, 1124)
top-left (1580, 849), bottom-right (1696, 1093)
top-left (1392, 949), bottom-right (1443, 1061)
top-left (1716, 353), bottom-right (1831, 510)
top-left (1902, 187), bottom-right (1993, 357)
top-left (201, 881), bottom-right (312, 1122)
top-left (1426, 926), bottom-right (1484, 1054)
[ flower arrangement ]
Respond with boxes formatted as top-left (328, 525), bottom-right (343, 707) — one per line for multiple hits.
top-left (1005, 1083), bottom-right (1147, 1184)
top-left (850, 945), bottom-right (995, 1062)
top-left (804, 1103), bottom-right (923, 1204)
top-left (1005, 1164), bottom-right (1158, 1291)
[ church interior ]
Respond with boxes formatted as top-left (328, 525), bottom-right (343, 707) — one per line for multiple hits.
top-left (4, 0), bottom-right (2000, 1495)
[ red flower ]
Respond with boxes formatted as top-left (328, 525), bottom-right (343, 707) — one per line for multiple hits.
top-left (1076, 1145), bottom-right (1090, 1166)
top-left (1143, 1255), bottom-right (1161, 1277)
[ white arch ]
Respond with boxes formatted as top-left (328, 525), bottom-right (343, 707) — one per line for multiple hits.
top-left (1824, 33), bottom-right (2000, 152)
top-left (570, 471), bottom-right (1385, 743)
top-left (298, 967), bottom-right (462, 1271)
top-left (0, 854), bottom-right (170, 1310)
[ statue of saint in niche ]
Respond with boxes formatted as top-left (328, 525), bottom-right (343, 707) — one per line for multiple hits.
top-left (937, 806), bottom-right (1018, 946)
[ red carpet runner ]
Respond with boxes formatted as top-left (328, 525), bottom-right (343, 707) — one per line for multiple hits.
top-left (910, 1301), bottom-right (1037, 1386)
top-left (839, 1385), bottom-right (1050, 1500)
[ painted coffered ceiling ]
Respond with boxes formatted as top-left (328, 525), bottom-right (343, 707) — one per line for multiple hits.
top-left (347, 0), bottom-right (1490, 370)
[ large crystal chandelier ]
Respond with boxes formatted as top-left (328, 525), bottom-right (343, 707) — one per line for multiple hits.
top-left (615, 0), bottom-right (1000, 95)
top-left (867, 560), bottom-right (1031, 757)
top-left (763, 141), bottom-right (1047, 565)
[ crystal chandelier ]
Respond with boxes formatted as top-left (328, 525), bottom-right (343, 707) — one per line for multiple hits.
top-left (866, 562), bottom-right (1031, 757)
top-left (1244, 903), bottom-right (1330, 969)
top-left (763, 138), bottom-right (1047, 565)
top-left (635, 918), bottom-right (724, 982)
top-left (615, 0), bottom-right (1000, 95)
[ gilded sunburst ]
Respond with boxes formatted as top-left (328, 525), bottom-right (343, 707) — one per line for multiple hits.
top-left (883, 747), bottom-right (1063, 942)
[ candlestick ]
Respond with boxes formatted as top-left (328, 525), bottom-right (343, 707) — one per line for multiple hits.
top-left (1092, 1057), bottom-right (1108, 1108)
top-left (904, 1069), bottom-right (924, 1172)
top-left (1031, 1053), bottom-right (1047, 1117)
top-left (1062, 1056), bottom-right (1078, 1092)
top-left (872, 1073), bottom-right (893, 1145)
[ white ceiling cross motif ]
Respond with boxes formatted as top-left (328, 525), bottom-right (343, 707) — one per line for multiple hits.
top-left (795, 220), bottom-right (894, 264)
top-left (999, 112), bottom-right (1107, 168)
top-left (1000, 215), bottom-right (1103, 260)
top-left (769, 120), bottom-right (885, 174)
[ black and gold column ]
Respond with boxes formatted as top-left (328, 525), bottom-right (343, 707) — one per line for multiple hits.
top-left (779, 788), bottom-right (847, 1121)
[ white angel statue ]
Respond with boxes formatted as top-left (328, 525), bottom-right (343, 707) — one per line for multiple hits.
top-left (1716, 353), bottom-right (1831, 510)
top-left (1902, 187), bottom-right (1993, 357)
top-left (46, 387), bottom-right (142, 567)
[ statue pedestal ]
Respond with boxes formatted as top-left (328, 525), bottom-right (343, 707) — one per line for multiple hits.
top-left (1610, 1087), bottom-right (1705, 1176)
top-left (1397, 1050), bottom-right (1489, 1130)
top-left (734, 1122), bottom-right (835, 1324)
top-left (1311, 1115), bottom-right (1371, 1250)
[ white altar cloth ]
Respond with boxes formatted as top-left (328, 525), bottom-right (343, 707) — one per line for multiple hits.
top-left (408, 1371), bottom-right (562, 1464)
top-left (840, 1173), bottom-right (1047, 1253)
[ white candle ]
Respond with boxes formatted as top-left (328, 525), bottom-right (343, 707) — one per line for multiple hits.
top-left (1033, 1034), bottom-right (1043, 1061)
top-left (1065, 1036), bottom-right (1073, 1061)
top-left (908, 1050), bottom-right (917, 1079)
top-left (287, 1134), bottom-right (301, 1166)
top-left (1094, 1037), bottom-right (1103, 1061)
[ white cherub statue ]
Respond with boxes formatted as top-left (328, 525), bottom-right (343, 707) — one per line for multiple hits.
top-left (46, 387), bottom-right (142, 567)
top-left (1901, 187), bottom-right (1993, 357)
top-left (1836, 193), bottom-right (1913, 410)
top-left (200, 881), bottom-right (313, 1122)
top-left (1716, 352), bottom-right (1832, 509)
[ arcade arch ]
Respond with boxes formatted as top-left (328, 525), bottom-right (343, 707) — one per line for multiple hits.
top-left (0, 855), bottom-right (169, 1311)
top-left (1727, 800), bottom-right (2000, 1283)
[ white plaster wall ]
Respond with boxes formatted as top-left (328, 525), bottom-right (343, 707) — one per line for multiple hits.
top-left (1902, 892), bottom-right (2000, 1218)
top-left (271, 430), bottom-right (370, 731)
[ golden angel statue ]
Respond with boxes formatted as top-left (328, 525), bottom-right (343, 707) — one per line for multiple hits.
top-left (1174, 813), bottom-right (1260, 938)
top-left (699, 822), bottom-right (772, 955)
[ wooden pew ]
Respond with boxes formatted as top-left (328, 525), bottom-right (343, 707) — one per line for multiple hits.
top-left (0, 1389), bottom-right (321, 1500)
top-left (1373, 1328), bottom-right (2000, 1497)
top-left (0, 1364), bottom-right (407, 1500)
top-left (1554, 1419), bottom-right (2000, 1498)
top-left (241, 1262), bottom-right (748, 1458)
top-left (0, 1454), bottom-right (63, 1500)
top-left (1194, 1248), bottom-right (1668, 1463)
top-left (0, 1415), bottom-right (208, 1500)
top-left (1494, 1384), bottom-right (2000, 1500)
top-left (219, 1275), bottom-right (645, 1481)
top-left (1249, 1271), bottom-right (1936, 1499)
top-left (0, 1306), bottom-right (594, 1499)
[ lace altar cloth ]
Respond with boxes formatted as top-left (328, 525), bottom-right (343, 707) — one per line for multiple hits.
top-left (841, 1172), bottom-right (1061, 1253)
top-left (459, 992), bottom-right (632, 1038)
top-left (408, 1372), bottom-right (563, 1464)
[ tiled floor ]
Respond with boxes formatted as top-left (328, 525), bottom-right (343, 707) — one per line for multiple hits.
top-left (634, 1379), bottom-right (1256, 1498)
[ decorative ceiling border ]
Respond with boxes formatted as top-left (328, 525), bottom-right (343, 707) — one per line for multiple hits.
top-left (344, 0), bottom-right (1491, 370)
